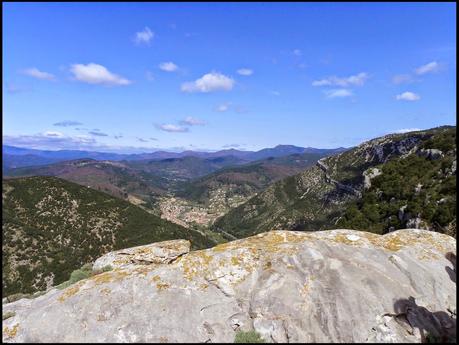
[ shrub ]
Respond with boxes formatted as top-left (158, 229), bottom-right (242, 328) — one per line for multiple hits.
top-left (234, 330), bottom-right (265, 343)
top-left (92, 265), bottom-right (113, 275)
top-left (101, 265), bottom-right (113, 272)
top-left (5, 292), bottom-right (32, 303)
top-left (56, 280), bottom-right (72, 290)
top-left (56, 263), bottom-right (93, 290)
top-left (2, 311), bottom-right (16, 320)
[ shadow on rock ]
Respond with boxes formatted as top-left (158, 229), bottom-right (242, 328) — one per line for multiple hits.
top-left (389, 253), bottom-right (456, 342)
top-left (391, 296), bottom-right (456, 343)
top-left (445, 252), bottom-right (456, 284)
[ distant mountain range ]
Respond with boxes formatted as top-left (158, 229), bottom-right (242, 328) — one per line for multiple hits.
top-left (213, 126), bottom-right (456, 238)
top-left (3, 144), bottom-right (347, 170)
top-left (2, 126), bottom-right (456, 298)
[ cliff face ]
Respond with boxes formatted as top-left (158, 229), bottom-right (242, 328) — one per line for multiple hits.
top-left (3, 229), bottom-right (456, 343)
top-left (213, 126), bottom-right (456, 238)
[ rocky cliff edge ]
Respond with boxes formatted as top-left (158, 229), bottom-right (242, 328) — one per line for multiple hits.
top-left (2, 229), bottom-right (456, 343)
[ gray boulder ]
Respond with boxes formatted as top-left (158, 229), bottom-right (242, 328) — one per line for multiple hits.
top-left (418, 148), bottom-right (444, 160)
top-left (2, 229), bottom-right (456, 343)
top-left (92, 239), bottom-right (190, 271)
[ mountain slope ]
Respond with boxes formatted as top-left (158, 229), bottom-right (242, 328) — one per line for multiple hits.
top-left (3, 154), bottom-right (63, 172)
top-left (124, 155), bottom-right (248, 184)
top-left (154, 152), bottom-right (333, 229)
top-left (213, 126), bottom-right (456, 238)
top-left (3, 144), bottom-right (346, 168)
top-left (176, 152), bottom-right (330, 205)
top-left (3, 156), bottom-right (250, 211)
top-left (337, 127), bottom-right (456, 236)
top-left (2, 176), bottom-right (215, 296)
top-left (4, 159), bottom-right (168, 211)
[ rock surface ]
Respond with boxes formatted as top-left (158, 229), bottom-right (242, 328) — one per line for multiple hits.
top-left (2, 229), bottom-right (456, 343)
top-left (92, 239), bottom-right (191, 271)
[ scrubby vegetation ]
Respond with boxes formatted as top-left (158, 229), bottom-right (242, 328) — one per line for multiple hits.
top-left (2, 176), bottom-right (217, 297)
top-left (56, 263), bottom-right (94, 290)
top-left (234, 330), bottom-right (265, 343)
top-left (215, 126), bottom-right (456, 238)
top-left (337, 127), bottom-right (456, 236)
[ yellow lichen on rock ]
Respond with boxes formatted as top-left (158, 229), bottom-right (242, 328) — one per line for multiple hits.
top-left (3, 323), bottom-right (19, 339)
top-left (156, 282), bottom-right (170, 291)
top-left (99, 287), bottom-right (111, 295)
top-left (89, 269), bottom-right (130, 286)
top-left (58, 281), bottom-right (85, 302)
top-left (180, 250), bottom-right (214, 281)
top-left (231, 256), bottom-right (241, 266)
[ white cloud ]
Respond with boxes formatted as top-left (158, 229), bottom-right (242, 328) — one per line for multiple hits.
top-left (395, 91), bottom-right (420, 101)
top-left (393, 128), bottom-right (422, 134)
top-left (159, 62), bottom-right (178, 72)
top-left (216, 104), bottom-right (229, 112)
top-left (181, 72), bottom-right (234, 93)
top-left (53, 121), bottom-right (83, 127)
top-left (215, 102), bottom-right (231, 112)
top-left (3, 132), bottom-right (98, 150)
top-left (70, 63), bottom-right (131, 86)
top-left (270, 91), bottom-right (281, 96)
top-left (180, 116), bottom-right (206, 126)
top-left (415, 61), bottom-right (439, 75)
top-left (89, 130), bottom-right (109, 137)
top-left (392, 74), bottom-right (413, 84)
top-left (134, 27), bottom-right (154, 45)
top-left (324, 89), bottom-right (353, 98)
top-left (237, 68), bottom-right (253, 76)
top-left (22, 68), bottom-right (56, 81)
top-left (222, 144), bottom-right (242, 148)
top-left (293, 49), bottom-right (302, 56)
top-left (155, 124), bottom-right (189, 133)
top-left (43, 131), bottom-right (64, 137)
top-left (312, 72), bottom-right (368, 87)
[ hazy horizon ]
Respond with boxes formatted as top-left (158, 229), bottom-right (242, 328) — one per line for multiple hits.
top-left (3, 2), bottom-right (456, 153)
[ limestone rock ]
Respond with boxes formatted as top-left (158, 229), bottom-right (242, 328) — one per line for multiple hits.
top-left (363, 167), bottom-right (382, 189)
top-left (3, 230), bottom-right (456, 343)
top-left (93, 239), bottom-right (191, 270)
top-left (418, 148), bottom-right (444, 160)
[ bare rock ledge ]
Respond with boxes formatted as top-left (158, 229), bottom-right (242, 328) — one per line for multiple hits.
top-left (92, 239), bottom-right (191, 271)
top-left (2, 229), bottom-right (456, 343)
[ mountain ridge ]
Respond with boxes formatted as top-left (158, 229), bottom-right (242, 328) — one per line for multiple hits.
top-left (213, 126), bottom-right (456, 238)
top-left (3, 144), bottom-right (347, 169)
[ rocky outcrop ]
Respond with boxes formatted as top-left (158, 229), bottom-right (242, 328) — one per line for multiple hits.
top-left (363, 167), bottom-right (382, 189)
top-left (93, 239), bottom-right (191, 270)
top-left (317, 158), bottom-right (362, 197)
top-left (417, 148), bottom-right (444, 160)
top-left (3, 229), bottom-right (456, 343)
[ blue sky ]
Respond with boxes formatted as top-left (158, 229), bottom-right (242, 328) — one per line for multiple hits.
top-left (3, 2), bottom-right (456, 153)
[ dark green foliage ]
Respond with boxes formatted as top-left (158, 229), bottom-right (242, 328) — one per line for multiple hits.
top-left (177, 153), bottom-right (326, 204)
top-left (216, 126), bottom-right (456, 238)
top-left (337, 127), bottom-right (456, 235)
top-left (56, 263), bottom-right (97, 290)
top-left (234, 330), bottom-right (265, 343)
top-left (2, 176), bottom-right (217, 297)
